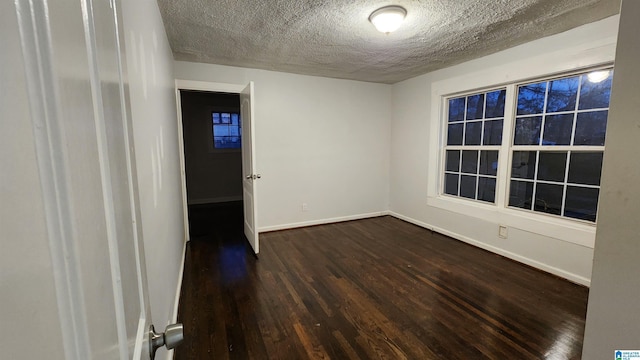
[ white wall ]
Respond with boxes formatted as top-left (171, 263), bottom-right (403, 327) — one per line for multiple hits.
top-left (120, 2), bottom-right (184, 358)
top-left (174, 62), bottom-right (393, 231)
top-left (389, 15), bottom-right (620, 285)
top-left (583, 1), bottom-right (640, 357)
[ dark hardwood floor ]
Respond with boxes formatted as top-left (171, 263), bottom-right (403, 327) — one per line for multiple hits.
top-left (175, 203), bottom-right (589, 359)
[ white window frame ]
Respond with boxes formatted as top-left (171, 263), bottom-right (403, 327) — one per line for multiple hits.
top-left (426, 39), bottom-right (616, 249)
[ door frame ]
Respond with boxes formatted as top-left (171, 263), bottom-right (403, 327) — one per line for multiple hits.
top-left (173, 79), bottom-right (253, 243)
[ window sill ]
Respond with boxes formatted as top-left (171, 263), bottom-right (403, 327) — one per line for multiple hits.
top-left (426, 194), bottom-right (596, 248)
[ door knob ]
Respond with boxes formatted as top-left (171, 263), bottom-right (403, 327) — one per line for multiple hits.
top-left (246, 174), bottom-right (252, 179)
top-left (149, 323), bottom-right (184, 360)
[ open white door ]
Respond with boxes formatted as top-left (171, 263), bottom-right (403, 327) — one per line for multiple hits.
top-left (241, 82), bottom-right (260, 254)
top-left (8, 0), bottom-right (178, 359)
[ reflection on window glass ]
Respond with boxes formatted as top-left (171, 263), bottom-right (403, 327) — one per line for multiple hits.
top-left (460, 175), bottom-right (477, 199)
top-left (479, 151), bottom-right (498, 176)
top-left (477, 177), bottom-right (496, 203)
top-left (445, 173), bottom-right (459, 195)
top-left (483, 120), bottom-right (503, 145)
top-left (579, 71), bottom-right (613, 110)
top-left (509, 69), bottom-right (612, 222)
top-left (466, 94), bottom-right (485, 120)
top-left (449, 98), bottom-right (466, 122)
top-left (517, 82), bottom-right (547, 115)
top-left (565, 187), bottom-right (599, 222)
top-left (546, 76), bottom-right (579, 113)
top-left (464, 122), bottom-right (482, 145)
top-left (536, 152), bottom-right (567, 182)
top-left (485, 90), bottom-right (506, 118)
top-left (212, 112), bottom-right (242, 149)
top-left (575, 111), bottom-right (608, 146)
top-left (444, 88), bottom-right (505, 204)
top-left (446, 150), bottom-right (460, 172)
top-left (568, 152), bottom-right (603, 186)
top-left (543, 114), bottom-right (574, 145)
top-left (534, 183), bottom-right (563, 216)
top-left (514, 117), bottom-right (542, 145)
top-left (509, 180), bottom-right (534, 209)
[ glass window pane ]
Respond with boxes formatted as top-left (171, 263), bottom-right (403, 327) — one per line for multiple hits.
top-left (485, 89), bottom-right (506, 118)
top-left (447, 123), bottom-right (464, 145)
top-left (231, 113), bottom-right (239, 125)
top-left (509, 180), bottom-right (534, 209)
top-left (517, 81), bottom-right (547, 115)
top-left (479, 151), bottom-right (498, 176)
top-left (460, 175), bottom-right (477, 199)
top-left (511, 151), bottom-right (536, 180)
top-left (449, 97), bottom-right (465, 122)
top-left (514, 116), bottom-right (542, 145)
top-left (565, 186), bottom-right (599, 222)
top-left (537, 151), bottom-right (567, 182)
top-left (579, 71), bottom-right (613, 110)
top-left (546, 76), bottom-right (579, 113)
top-left (483, 119), bottom-right (503, 145)
top-left (212, 112), bottom-right (221, 124)
top-left (214, 136), bottom-right (224, 148)
top-left (445, 150), bottom-right (460, 172)
top-left (534, 183), bottom-right (563, 216)
top-left (221, 113), bottom-right (231, 124)
top-left (575, 111), bottom-right (608, 146)
top-left (445, 173), bottom-right (459, 195)
top-left (542, 114), bottom-right (573, 145)
top-left (466, 94), bottom-right (485, 120)
top-left (568, 152), bottom-right (604, 186)
top-left (214, 124), bottom-right (229, 136)
top-left (464, 121), bottom-right (482, 145)
top-left (229, 125), bottom-right (239, 137)
top-left (461, 150), bottom-right (479, 174)
top-left (478, 177), bottom-right (496, 203)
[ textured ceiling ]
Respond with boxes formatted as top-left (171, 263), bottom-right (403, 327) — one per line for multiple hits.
top-left (157, 0), bottom-right (620, 84)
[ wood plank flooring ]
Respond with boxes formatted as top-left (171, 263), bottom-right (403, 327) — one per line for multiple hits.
top-left (175, 204), bottom-right (589, 359)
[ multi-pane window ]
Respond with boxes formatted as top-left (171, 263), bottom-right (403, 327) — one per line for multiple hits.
top-left (509, 70), bottom-right (613, 222)
top-left (444, 89), bottom-right (506, 203)
top-left (212, 112), bottom-right (241, 149)
top-left (441, 68), bottom-right (613, 224)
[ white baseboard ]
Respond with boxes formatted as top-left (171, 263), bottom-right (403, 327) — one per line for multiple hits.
top-left (389, 211), bottom-right (591, 287)
top-left (187, 195), bottom-right (242, 205)
top-left (258, 211), bottom-right (391, 233)
top-left (165, 239), bottom-right (187, 360)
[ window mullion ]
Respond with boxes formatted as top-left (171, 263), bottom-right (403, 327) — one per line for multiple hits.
top-left (496, 84), bottom-right (517, 209)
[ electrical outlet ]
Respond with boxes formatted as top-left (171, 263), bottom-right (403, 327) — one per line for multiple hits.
top-left (498, 225), bottom-right (508, 239)
top-left (302, 203), bottom-right (308, 212)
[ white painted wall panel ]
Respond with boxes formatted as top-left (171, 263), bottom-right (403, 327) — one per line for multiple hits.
top-left (120, 3), bottom-right (184, 359)
top-left (174, 62), bottom-right (393, 231)
top-left (390, 15), bottom-right (620, 285)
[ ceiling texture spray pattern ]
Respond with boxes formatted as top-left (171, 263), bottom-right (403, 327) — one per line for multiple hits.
top-left (157, 0), bottom-right (620, 84)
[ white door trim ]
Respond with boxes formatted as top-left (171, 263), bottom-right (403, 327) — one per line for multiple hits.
top-left (173, 79), bottom-right (248, 243)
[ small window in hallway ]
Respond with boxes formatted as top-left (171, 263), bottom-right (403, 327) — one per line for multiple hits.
top-left (212, 112), bottom-right (241, 149)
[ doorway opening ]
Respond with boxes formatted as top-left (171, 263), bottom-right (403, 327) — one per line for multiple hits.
top-left (179, 90), bottom-right (244, 239)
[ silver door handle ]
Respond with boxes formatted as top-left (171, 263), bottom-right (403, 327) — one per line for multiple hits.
top-left (246, 174), bottom-right (252, 179)
top-left (246, 174), bottom-right (262, 180)
top-left (149, 323), bottom-right (184, 360)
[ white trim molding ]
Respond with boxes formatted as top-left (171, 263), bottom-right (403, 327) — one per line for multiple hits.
top-left (258, 211), bottom-right (390, 233)
top-left (389, 211), bottom-right (591, 286)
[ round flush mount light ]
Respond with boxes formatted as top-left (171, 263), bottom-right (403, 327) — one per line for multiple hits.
top-left (369, 5), bottom-right (407, 33)
top-left (587, 70), bottom-right (611, 83)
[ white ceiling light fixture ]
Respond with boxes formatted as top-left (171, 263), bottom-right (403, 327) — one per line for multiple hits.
top-left (587, 70), bottom-right (611, 83)
top-left (369, 5), bottom-right (407, 34)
